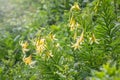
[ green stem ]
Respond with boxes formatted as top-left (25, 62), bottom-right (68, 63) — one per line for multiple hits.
top-left (65, 0), bottom-right (69, 9)
top-left (114, 0), bottom-right (117, 19)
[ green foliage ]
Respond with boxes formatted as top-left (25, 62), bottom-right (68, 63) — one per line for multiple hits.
top-left (87, 61), bottom-right (120, 80)
top-left (0, 0), bottom-right (120, 80)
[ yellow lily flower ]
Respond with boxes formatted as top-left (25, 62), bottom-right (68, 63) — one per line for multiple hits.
top-left (55, 43), bottom-right (60, 48)
top-left (23, 55), bottom-right (36, 68)
top-left (46, 50), bottom-right (53, 59)
top-left (70, 2), bottom-right (80, 11)
top-left (77, 31), bottom-right (84, 44)
top-left (35, 38), bottom-right (46, 55)
top-left (89, 33), bottom-right (99, 44)
top-left (19, 41), bottom-right (29, 54)
top-left (36, 38), bottom-right (45, 46)
top-left (70, 17), bottom-right (76, 31)
top-left (49, 33), bottom-right (58, 41)
top-left (72, 42), bottom-right (80, 50)
top-left (23, 55), bottom-right (32, 65)
top-left (72, 31), bottom-right (84, 50)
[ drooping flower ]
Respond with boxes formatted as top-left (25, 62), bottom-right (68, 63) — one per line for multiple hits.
top-left (69, 17), bottom-right (76, 31)
top-left (89, 33), bottom-right (99, 44)
top-left (70, 2), bottom-right (81, 11)
top-left (19, 41), bottom-right (29, 54)
top-left (77, 31), bottom-right (84, 44)
top-left (72, 31), bottom-right (84, 50)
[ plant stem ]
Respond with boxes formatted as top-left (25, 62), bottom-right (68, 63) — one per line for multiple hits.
top-left (114, 0), bottom-right (117, 19)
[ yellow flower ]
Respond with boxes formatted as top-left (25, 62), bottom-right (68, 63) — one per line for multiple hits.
top-left (49, 33), bottom-right (57, 41)
top-left (36, 38), bottom-right (45, 46)
top-left (36, 46), bottom-right (45, 53)
top-left (77, 31), bottom-right (84, 44)
top-left (19, 41), bottom-right (29, 54)
top-left (72, 31), bottom-right (84, 50)
top-left (46, 50), bottom-right (53, 59)
top-left (72, 42), bottom-right (80, 50)
top-left (23, 55), bottom-right (32, 65)
top-left (23, 55), bottom-right (36, 68)
top-left (89, 33), bottom-right (99, 44)
top-left (70, 2), bottom-right (80, 11)
top-left (70, 17), bottom-right (76, 31)
top-left (55, 43), bottom-right (60, 48)
top-left (35, 38), bottom-right (46, 55)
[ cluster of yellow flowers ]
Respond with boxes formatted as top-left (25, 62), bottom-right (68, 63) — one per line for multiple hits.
top-left (72, 31), bottom-right (99, 50)
top-left (69, 3), bottom-right (81, 31)
top-left (20, 35), bottom-right (55, 67)
top-left (19, 2), bottom-right (99, 67)
top-left (70, 3), bottom-right (83, 50)
top-left (20, 41), bottom-right (35, 68)
top-left (70, 2), bottom-right (99, 50)
top-left (35, 38), bottom-right (46, 55)
top-left (34, 37), bottom-right (54, 60)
